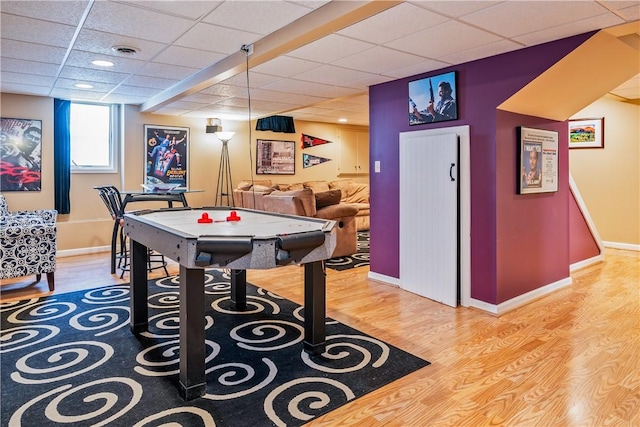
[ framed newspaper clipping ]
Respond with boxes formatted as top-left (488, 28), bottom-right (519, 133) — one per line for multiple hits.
top-left (518, 126), bottom-right (558, 195)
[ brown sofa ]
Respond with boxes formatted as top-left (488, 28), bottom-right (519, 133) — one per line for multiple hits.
top-left (234, 179), bottom-right (370, 231)
top-left (233, 179), bottom-right (369, 258)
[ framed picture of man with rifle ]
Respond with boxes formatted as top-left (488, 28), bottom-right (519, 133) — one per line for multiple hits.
top-left (409, 71), bottom-right (458, 125)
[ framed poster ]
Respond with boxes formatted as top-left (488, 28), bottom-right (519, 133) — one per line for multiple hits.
top-left (0, 117), bottom-right (42, 191)
top-left (518, 127), bottom-right (558, 194)
top-left (144, 125), bottom-right (189, 189)
top-left (409, 71), bottom-right (458, 125)
top-left (256, 139), bottom-right (295, 175)
top-left (568, 118), bottom-right (604, 149)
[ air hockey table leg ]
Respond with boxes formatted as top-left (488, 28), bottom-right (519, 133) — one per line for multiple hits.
top-left (303, 260), bottom-right (326, 354)
top-left (178, 265), bottom-right (206, 400)
top-left (230, 269), bottom-right (247, 310)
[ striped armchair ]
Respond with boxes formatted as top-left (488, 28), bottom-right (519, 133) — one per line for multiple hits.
top-left (0, 195), bottom-right (57, 291)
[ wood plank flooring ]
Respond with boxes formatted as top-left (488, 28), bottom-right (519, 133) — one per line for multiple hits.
top-left (1, 249), bottom-right (638, 426)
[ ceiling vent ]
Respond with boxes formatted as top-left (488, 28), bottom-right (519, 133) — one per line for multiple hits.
top-left (112, 45), bottom-right (140, 55)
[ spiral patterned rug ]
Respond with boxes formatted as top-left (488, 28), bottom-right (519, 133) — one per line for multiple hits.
top-left (1, 269), bottom-right (429, 426)
top-left (326, 230), bottom-right (370, 271)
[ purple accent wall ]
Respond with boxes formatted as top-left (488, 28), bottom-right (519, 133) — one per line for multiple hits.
top-left (495, 111), bottom-right (569, 302)
top-left (369, 32), bottom-right (594, 305)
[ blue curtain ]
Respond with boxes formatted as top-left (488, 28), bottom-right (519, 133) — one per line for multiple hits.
top-left (54, 98), bottom-right (71, 214)
top-left (255, 115), bottom-right (295, 133)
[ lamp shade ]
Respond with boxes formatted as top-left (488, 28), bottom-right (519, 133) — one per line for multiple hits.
top-left (215, 131), bottom-right (235, 142)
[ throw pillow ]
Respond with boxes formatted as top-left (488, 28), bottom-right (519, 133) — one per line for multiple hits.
top-left (328, 179), bottom-right (353, 201)
top-left (304, 180), bottom-right (330, 193)
top-left (315, 189), bottom-right (342, 208)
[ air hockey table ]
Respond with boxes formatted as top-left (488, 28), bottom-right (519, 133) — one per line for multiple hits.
top-left (123, 207), bottom-right (337, 400)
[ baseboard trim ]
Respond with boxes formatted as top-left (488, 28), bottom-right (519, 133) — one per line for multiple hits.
top-left (603, 241), bottom-right (640, 251)
top-left (367, 271), bottom-right (401, 287)
top-left (570, 254), bottom-right (604, 272)
top-left (58, 246), bottom-right (110, 258)
top-left (470, 276), bottom-right (573, 316)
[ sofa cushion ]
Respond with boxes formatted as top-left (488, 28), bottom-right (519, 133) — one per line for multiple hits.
top-left (343, 182), bottom-right (369, 204)
top-left (304, 180), bottom-right (330, 193)
top-left (268, 188), bottom-right (316, 217)
top-left (277, 182), bottom-right (304, 191)
top-left (236, 180), bottom-right (273, 190)
top-left (315, 203), bottom-right (358, 220)
top-left (314, 189), bottom-right (342, 208)
top-left (252, 184), bottom-right (273, 193)
top-left (328, 179), bottom-right (353, 199)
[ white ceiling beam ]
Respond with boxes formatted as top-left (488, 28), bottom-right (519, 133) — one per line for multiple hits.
top-left (140, 1), bottom-right (400, 113)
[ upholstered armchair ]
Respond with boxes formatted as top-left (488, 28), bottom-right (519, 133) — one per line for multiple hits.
top-left (0, 195), bottom-right (57, 291)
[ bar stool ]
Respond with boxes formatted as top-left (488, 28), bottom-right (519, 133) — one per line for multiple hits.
top-left (95, 185), bottom-right (168, 278)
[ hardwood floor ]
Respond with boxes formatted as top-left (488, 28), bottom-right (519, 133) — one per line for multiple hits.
top-left (1, 249), bottom-right (638, 426)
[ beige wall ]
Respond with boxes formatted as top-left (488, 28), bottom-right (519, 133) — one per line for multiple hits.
top-left (1, 94), bottom-right (368, 253)
top-left (569, 94), bottom-right (640, 246)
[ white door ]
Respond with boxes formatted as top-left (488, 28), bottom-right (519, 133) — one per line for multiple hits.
top-left (399, 131), bottom-right (459, 307)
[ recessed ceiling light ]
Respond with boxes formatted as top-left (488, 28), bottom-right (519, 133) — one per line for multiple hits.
top-left (74, 83), bottom-right (94, 89)
top-left (338, 118), bottom-right (348, 123)
top-left (92, 60), bottom-right (114, 67)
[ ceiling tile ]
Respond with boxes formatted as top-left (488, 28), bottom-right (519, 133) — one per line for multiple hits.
top-left (292, 64), bottom-right (376, 86)
top-left (412, 1), bottom-right (504, 18)
top-left (118, 0), bottom-right (221, 20)
top-left (337, 2), bottom-right (449, 44)
top-left (384, 58), bottom-right (450, 79)
top-left (0, 58), bottom-right (59, 77)
top-left (332, 46), bottom-right (427, 74)
top-left (440, 39), bottom-right (524, 66)
top-left (514, 13), bottom-right (626, 46)
top-left (65, 50), bottom-right (145, 74)
top-left (1, 71), bottom-right (54, 86)
top-left (152, 46), bottom-right (226, 70)
top-left (58, 65), bottom-right (130, 84)
top-left (83, 1), bottom-right (194, 44)
top-left (137, 61), bottom-right (200, 80)
top-left (202, 0), bottom-right (316, 35)
top-left (0, 0), bottom-right (89, 25)
top-left (0, 14), bottom-right (76, 48)
top-left (73, 29), bottom-right (167, 61)
top-left (0, 82), bottom-right (50, 96)
top-left (252, 56), bottom-right (322, 77)
top-left (385, 20), bottom-right (503, 60)
top-left (461, 1), bottom-right (611, 38)
top-left (222, 72), bottom-right (283, 89)
top-left (287, 34), bottom-right (376, 63)
top-left (174, 22), bottom-right (262, 55)
top-left (0, 39), bottom-right (67, 63)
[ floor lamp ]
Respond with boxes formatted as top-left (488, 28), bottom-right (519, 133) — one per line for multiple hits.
top-left (214, 131), bottom-right (235, 207)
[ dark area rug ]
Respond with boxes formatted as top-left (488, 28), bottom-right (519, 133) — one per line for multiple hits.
top-left (326, 230), bottom-right (370, 271)
top-left (1, 269), bottom-right (428, 426)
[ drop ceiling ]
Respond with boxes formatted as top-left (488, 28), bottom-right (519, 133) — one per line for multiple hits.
top-left (1, 1), bottom-right (638, 127)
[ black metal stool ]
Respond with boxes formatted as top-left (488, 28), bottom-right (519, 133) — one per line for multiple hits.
top-left (95, 185), bottom-right (168, 278)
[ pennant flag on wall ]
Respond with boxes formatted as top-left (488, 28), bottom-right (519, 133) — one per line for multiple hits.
top-left (303, 153), bottom-right (332, 169)
top-left (302, 133), bottom-right (332, 149)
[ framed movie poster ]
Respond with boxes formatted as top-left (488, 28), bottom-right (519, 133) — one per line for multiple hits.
top-left (144, 125), bottom-right (189, 189)
top-left (0, 117), bottom-right (42, 191)
top-left (256, 139), bottom-right (295, 175)
top-left (409, 71), bottom-right (458, 125)
top-left (518, 126), bottom-right (558, 195)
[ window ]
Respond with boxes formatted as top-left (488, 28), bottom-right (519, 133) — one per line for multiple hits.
top-left (70, 102), bottom-right (120, 172)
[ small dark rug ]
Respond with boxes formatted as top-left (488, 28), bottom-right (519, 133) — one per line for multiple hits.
top-left (1, 269), bottom-right (428, 426)
top-left (326, 230), bottom-right (370, 271)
